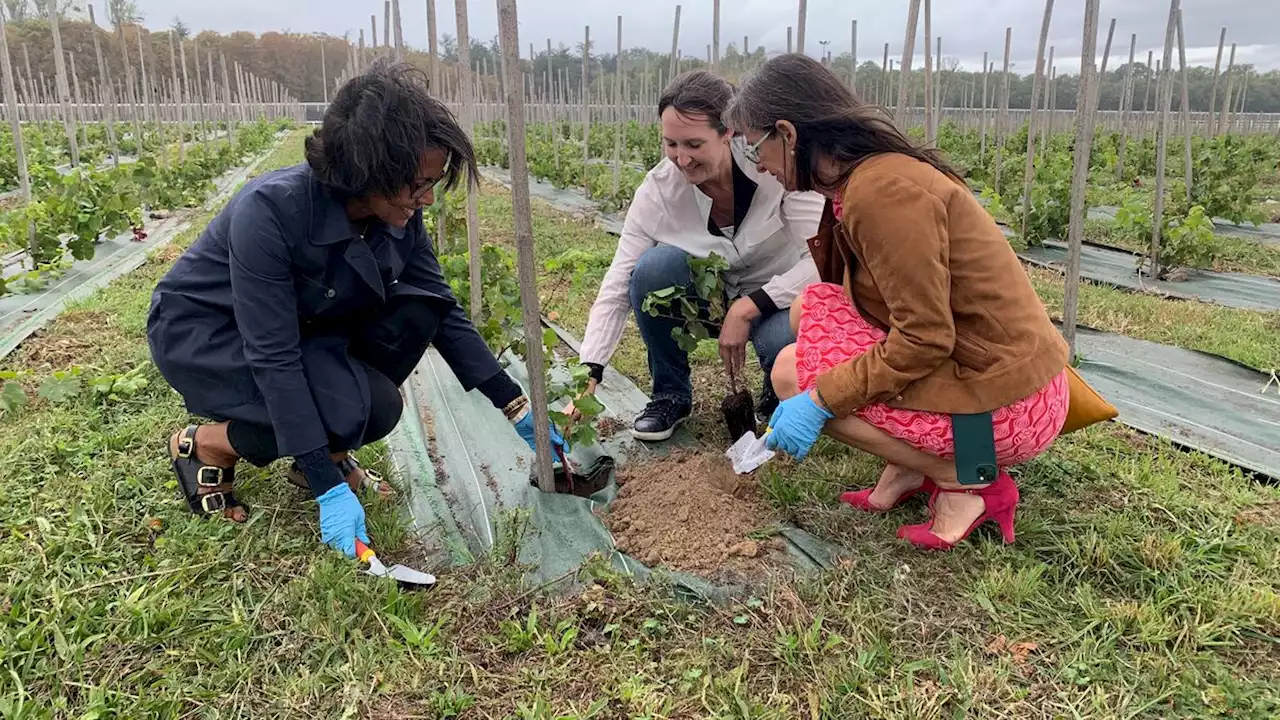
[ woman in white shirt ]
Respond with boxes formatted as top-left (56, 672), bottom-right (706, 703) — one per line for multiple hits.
top-left (574, 71), bottom-right (825, 441)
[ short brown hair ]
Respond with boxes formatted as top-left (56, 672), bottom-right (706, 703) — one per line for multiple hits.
top-left (657, 70), bottom-right (734, 135)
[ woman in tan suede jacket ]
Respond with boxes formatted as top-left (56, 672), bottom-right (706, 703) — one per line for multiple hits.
top-left (724, 54), bottom-right (1070, 551)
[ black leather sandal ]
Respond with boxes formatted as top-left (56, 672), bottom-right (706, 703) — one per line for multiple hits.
top-left (170, 425), bottom-right (247, 519)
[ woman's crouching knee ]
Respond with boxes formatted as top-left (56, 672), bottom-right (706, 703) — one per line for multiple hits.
top-left (771, 344), bottom-right (800, 400)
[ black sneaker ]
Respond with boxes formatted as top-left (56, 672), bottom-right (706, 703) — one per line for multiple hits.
top-left (757, 384), bottom-right (779, 422)
top-left (631, 398), bottom-right (692, 442)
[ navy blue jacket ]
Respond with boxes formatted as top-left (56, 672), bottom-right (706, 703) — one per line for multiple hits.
top-left (147, 163), bottom-right (508, 458)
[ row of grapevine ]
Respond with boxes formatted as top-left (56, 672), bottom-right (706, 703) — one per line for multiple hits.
top-left (0, 117), bottom-right (291, 296)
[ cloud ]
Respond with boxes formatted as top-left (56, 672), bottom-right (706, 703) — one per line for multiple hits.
top-left (139, 0), bottom-right (1280, 71)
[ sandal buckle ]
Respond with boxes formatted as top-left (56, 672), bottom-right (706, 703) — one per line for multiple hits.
top-left (197, 466), bottom-right (223, 487)
top-left (177, 435), bottom-right (194, 458)
top-left (200, 492), bottom-right (227, 513)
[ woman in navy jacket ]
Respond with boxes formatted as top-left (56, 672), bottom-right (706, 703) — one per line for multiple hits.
top-left (147, 61), bottom-right (564, 557)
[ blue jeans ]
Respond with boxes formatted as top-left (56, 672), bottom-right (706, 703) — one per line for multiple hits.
top-left (628, 245), bottom-right (795, 404)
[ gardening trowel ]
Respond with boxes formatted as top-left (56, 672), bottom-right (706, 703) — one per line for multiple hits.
top-left (726, 428), bottom-right (775, 475)
top-left (354, 539), bottom-right (436, 590)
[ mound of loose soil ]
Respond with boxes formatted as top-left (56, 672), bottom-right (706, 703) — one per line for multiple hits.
top-left (605, 451), bottom-right (784, 580)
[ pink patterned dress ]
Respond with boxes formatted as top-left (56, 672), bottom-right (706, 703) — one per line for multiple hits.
top-left (795, 200), bottom-right (1069, 466)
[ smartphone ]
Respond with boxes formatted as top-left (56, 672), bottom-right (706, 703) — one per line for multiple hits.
top-left (952, 412), bottom-right (999, 486)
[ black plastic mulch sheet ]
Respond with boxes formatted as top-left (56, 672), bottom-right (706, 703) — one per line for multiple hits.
top-left (1020, 240), bottom-right (1280, 313)
top-left (1073, 326), bottom-right (1280, 480)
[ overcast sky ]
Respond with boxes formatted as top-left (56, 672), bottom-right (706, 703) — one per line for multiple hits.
top-left (136, 0), bottom-right (1280, 73)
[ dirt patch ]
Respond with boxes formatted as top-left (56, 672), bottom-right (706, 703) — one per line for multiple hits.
top-left (595, 416), bottom-right (624, 440)
top-left (480, 463), bottom-right (502, 503)
top-left (13, 309), bottom-right (116, 371)
top-left (148, 243), bottom-right (185, 265)
top-left (420, 406), bottom-right (449, 484)
top-left (604, 451), bottom-right (784, 581)
top-left (1235, 500), bottom-right (1280, 530)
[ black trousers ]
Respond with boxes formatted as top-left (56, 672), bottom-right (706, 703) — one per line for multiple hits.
top-left (227, 297), bottom-right (441, 466)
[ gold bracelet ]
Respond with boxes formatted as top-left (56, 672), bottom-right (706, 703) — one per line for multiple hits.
top-left (502, 396), bottom-right (529, 419)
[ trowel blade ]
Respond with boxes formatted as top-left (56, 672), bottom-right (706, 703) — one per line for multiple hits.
top-left (361, 550), bottom-right (437, 589)
top-left (726, 430), bottom-right (775, 474)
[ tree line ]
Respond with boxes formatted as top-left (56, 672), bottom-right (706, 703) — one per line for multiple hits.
top-left (3, 17), bottom-right (1279, 114)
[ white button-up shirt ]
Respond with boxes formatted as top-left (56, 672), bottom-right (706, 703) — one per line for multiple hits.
top-left (578, 139), bottom-right (826, 367)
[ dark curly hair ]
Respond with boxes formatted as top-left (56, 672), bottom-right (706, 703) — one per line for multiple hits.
top-left (305, 58), bottom-right (477, 198)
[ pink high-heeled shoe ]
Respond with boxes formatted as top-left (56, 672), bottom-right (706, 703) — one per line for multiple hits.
top-left (896, 471), bottom-right (1019, 550)
top-left (840, 477), bottom-right (937, 513)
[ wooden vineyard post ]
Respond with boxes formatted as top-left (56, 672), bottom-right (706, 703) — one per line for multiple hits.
top-left (1149, 0), bottom-right (1179, 279)
top-left (934, 37), bottom-right (942, 135)
top-left (894, 0), bottom-right (920, 127)
top-left (1064, 0), bottom-right (1101, 356)
top-left (796, 0), bottom-right (807, 55)
top-left (207, 51), bottom-right (216, 137)
top-left (1175, 9), bottom-right (1192, 203)
top-left (1142, 50), bottom-right (1153, 119)
top-left (136, 27), bottom-right (151, 135)
top-left (221, 54), bottom-right (234, 147)
top-left (994, 28), bottom-right (1011, 193)
top-left (1093, 18), bottom-right (1115, 119)
top-left (69, 54), bottom-right (87, 149)
top-left (850, 20), bottom-right (857, 94)
top-left (169, 32), bottom-right (185, 162)
top-left (712, 0), bottom-right (720, 69)
top-left (979, 53), bottom-right (990, 156)
top-left (496, 0), bottom-right (556, 493)
top-left (0, 2), bottom-right (31, 205)
top-left (1040, 48), bottom-right (1053, 155)
top-left (384, 1), bottom-right (392, 51)
top-left (880, 43), bottom-right (889, 106)
top-left (454, 0), bottom-right (483, 321)
top-left (1019, 0), bottom-right (1054, 242)
top-left (48, 1), bottom-right (80, 166)
top-left (1218, 43), bottom-right (1236, 136)
top-left (193, 40), bottom-right (206, 141)
top-left (392, 0), bottom-right (404, 61)
top-left (1116, 33), bottom-right (1136, 180)
top-left (581, 26), bottom-right (590, 167)
top-left (612, 15), bottom-right (623, 198)
top-left (1207, 29), bottom-right (1225, 137)
top-left (923, 0), bottom-right (932, 143)
top-left (669, 5), bottom-right (681, 81)
top-left (427, 0), bottom-right (440, 91)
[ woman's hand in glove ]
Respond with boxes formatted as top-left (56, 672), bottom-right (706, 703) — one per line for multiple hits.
top-left (514, 411), bottom-right (570, 455)
top-left (316, 483), bottom-right (369, 558)
top-left (765, 390), bottom-right (834, 462)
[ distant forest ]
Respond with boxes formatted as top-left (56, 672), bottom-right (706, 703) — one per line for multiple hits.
top-left (3, 16), bottom-right (1279, 113)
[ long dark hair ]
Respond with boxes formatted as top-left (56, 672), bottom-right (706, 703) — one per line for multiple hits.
top-left (724, 54), bottom-right (960, 194)
top-left (305, 58), bottom-right (477, 198)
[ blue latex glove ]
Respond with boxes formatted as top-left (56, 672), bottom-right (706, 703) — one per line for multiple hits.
top-left (514, 411), bottom-right (569, 455)
top-left (765, 390), bottom-right (834, 462)
top-left (316, 483), bottom-right (369, 558)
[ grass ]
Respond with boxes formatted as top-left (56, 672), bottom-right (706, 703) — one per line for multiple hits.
top-left (2, 139), bottom-right (1279, 717)
top-left (1026, 266), bottom-right (1280, 371)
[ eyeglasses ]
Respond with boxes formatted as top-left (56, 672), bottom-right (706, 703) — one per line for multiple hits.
top-left (742, 129), bottom-right (773, 164)
top-left (409, 178), bottom-right (441, 202)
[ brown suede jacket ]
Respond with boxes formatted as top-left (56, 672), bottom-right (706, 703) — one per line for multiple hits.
top-left (808, 152), bottom-right (1068, 417)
